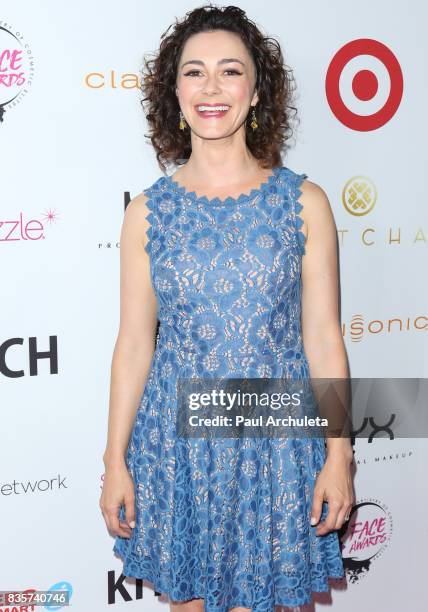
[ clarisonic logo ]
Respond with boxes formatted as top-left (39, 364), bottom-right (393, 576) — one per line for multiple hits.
top-left (343, 314), bottom-right (427, 342)
top-left (0, 209), bottom-right (60, 241)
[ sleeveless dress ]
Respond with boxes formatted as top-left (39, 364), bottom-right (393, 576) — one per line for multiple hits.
top-left (112, 165), bottom-right (345, 611)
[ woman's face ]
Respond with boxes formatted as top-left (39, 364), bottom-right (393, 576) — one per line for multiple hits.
top-left (175, 29), bottom-right (259, 139)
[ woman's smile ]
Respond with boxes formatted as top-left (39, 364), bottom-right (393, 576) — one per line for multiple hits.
top-left (194, 103), bottom-right (231, 118)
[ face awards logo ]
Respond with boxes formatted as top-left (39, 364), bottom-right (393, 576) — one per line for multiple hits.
top-left (342, 176), bottom-right (377, 216)
top-left (339, 498), bottom-right (392, 584)
top-left (0, 21), bottom-right (35, 123)
top-left (326, 38), bottom-right (404, 131)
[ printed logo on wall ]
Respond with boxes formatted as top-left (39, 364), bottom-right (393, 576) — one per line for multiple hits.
top-left (325, 38), bottom-right (404, 131)
top-left (339, 498), bottom-right (392, 583)
top-left (43, 581), bottom-right (73, 611)
top-left (344, 314), bottom-right (427, 342)
top-left (0, 336), bottom-right (58, 377)
top-left (0, 21), bottom-right (35, 123)
top-left (0, 209), bottom-right (60, 242)
top-left (338, 175), bottom-right (425, 246)
top-left (0, 582), bottom-right (73, 610)
top-left (342, 176), bottom-right (377, 216)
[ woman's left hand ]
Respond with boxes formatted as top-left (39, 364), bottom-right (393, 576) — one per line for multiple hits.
top-left (310, 449), bottom-right (355, 536)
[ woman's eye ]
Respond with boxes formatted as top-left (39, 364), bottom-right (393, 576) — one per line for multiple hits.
top-left (183, 69), bottom-right (243, 77)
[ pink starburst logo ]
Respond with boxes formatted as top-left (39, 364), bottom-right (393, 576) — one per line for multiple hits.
top-left (0, 209), bottom-right (60, 241)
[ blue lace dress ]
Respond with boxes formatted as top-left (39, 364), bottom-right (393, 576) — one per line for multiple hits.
top-left (112, 165), bottom-right (345, 611)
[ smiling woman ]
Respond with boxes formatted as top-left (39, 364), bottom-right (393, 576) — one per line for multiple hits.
top-left (100, 5), bottom-right (355, 612)
top-left (179, 49), bottom-right (255, 122)
top-left (137, 6), bottom-right (299, 173)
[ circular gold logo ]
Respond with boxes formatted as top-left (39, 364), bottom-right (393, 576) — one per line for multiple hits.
top-left (342, 175), bottom-right (377, 216)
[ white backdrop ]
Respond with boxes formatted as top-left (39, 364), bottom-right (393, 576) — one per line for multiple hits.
top-left (1, 1), bottom-right (427, 611)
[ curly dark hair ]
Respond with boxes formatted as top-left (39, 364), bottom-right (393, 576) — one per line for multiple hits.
top-left (140, 3), bottom-right (300, 172)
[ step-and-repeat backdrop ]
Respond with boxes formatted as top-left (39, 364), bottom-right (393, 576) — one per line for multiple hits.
top-left (1, 1), bottom-right (427, 611)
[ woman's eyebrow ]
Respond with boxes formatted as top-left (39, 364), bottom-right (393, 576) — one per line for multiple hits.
top-left (181, 58), bottom-right (246, 68)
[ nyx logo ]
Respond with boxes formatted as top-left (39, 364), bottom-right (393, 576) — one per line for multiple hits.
top-left (351, 413), bottom-right (395, 443)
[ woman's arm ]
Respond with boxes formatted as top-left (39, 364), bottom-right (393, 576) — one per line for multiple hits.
top-left (102, 193), bottom-right (158, 469)
top-left (299, 179), bottom-right (353, 461)
top-left (299, 179), bottom-right (355, 535)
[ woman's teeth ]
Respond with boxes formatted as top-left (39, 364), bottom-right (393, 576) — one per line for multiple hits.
top-left (196, 105), bottom-right (230, 112)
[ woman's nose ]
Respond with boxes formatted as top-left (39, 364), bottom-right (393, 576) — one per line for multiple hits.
top-left (202, 73), bottom-right (221, 94)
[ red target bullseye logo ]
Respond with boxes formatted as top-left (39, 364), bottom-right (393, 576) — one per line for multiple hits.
top-left (326, 39), bottom-right (404, 131)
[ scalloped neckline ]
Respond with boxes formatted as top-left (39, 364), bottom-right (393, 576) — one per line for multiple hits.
top-left (166, 166), bottom-right (281, 206)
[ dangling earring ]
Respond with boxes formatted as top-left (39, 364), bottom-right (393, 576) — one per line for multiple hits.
top-left (250, 106), bottom-right (258, 130)
top-left (179, 110), bottom-right (187, 130)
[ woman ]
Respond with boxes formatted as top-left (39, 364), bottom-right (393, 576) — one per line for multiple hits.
top-left (100, 5), bottom-right (355, 612)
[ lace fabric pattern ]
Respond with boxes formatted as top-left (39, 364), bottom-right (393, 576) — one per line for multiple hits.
top-left (112, 166), bottom-right (345, 611)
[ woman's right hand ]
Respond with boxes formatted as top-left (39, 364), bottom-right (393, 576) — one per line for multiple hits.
top-left (100, 461), bottom-right (136, 538)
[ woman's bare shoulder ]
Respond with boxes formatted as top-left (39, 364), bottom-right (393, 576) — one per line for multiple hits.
top-left (125, 191), bottom-right (151, 217)
top-left (121, 191), bottom-right (152, 249)
top-left (298, 178), bottom-right (336, 241)
top-left (299, 178), bottom-right (332, 211)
